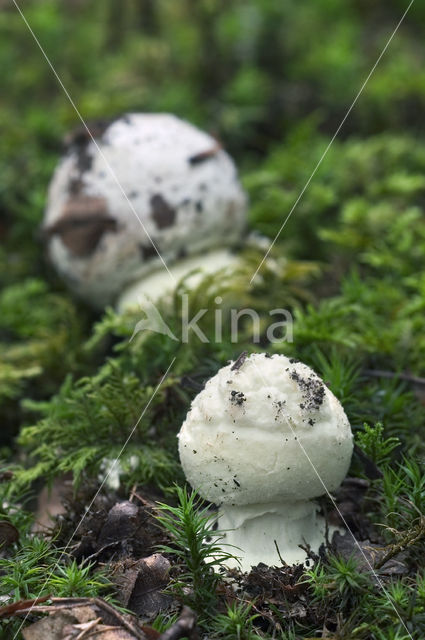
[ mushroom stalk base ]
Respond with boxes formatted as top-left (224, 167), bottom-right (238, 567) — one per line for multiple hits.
top-left (218, 500), bottom-right (330, 571)
top-left (117, 249), bottom-right (241, 311)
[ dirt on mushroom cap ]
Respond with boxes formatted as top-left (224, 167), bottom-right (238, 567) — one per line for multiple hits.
top-left (178, 353), bottom-right (353, 506)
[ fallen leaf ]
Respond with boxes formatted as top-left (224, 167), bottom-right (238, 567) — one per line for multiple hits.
top-left (21, 605), bottom-right (141, 640)
top-left (0, 594), bottom-right (50, 618)
top-left (114, 553), bottom-right (172, 617)
top-left (22, 610), bottom-right (82, 640)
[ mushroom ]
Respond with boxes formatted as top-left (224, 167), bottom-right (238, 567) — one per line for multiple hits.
top-left (178, 353), bottom-right (353, 570)
top-left (43, 113), bottom-right (247, 309)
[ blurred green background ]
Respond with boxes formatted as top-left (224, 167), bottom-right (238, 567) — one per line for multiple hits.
top-left (2, 0), bottom-right (425, 275)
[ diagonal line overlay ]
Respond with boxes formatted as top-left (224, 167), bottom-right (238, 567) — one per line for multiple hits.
top-left (12, 0), bottom-right (175, 285)
top-left (250, 0), bottom-right (415, 284)
top-left (12, 357), bottom-right (176, 639)
top-left (10, 5), bottom-right (178, 636)
top-left (250, 357), bottom-right (414, 640)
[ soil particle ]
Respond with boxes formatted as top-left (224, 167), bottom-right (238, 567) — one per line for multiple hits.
top-left (242, 563), bottom-right (307, 614)
top-left (273, 400), bottom-right (285, 421)
top-left (289, 370), bottom-right (325, 411)
top-left (230, 390), bottom-right (246, 406)
top-left (65, 493), bottom-right (166, 565)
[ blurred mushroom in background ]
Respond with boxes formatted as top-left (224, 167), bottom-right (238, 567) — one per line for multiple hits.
top-left (43, 113), bottom-right (247, 309)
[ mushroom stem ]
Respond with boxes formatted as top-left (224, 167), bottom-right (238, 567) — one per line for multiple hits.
top-left (117, 248), bottom-right (241, 310)
top-left (218, 500), bottom-right (327, 570)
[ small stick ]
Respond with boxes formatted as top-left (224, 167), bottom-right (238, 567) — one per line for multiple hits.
top-left (273, 539), bottom-right (287, 567)
top-left (231, 351), bottom-right (248, 371)
top-left (83, 626), bottom-right (125, 639)
top-left (129, 488), bottom-right (159, 512)
top-left (363, 369), bottom-right (425, 387)
top-left (0, 594), bottom-right (51, 618)
top-left (374, 517), bottom-right (425, 570)
top-left (188, 143), bottom-right (222, 166)
top-left (75, 617), bottom-right (102, 640)
top-left (129, 483), bottom-right (137, 503)
top-left (91, 598), bottom-right (146, 639)
top-left (81, 540), bottom-right (121, 565)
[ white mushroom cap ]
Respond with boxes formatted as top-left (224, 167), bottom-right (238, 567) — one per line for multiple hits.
top-left (178, 353), bottom-right (353, 507)
top-left (43, 113), bottom-right (247, 308)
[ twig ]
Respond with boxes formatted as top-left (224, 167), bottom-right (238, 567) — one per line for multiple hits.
top-left (188, 143), bottom-right (222, 166)
top-left (84, 625), bottom-right (122, 639)
top-left (363, 369), bottom-right (425, 387)
top-left (128, 488), bottom-right (160, 514)
top-left (75, 617), bottom-right (102, 640)
top-left (0, 594), bottom-right (51, 618)
top-left (243, 598), bottom-right (275, 628)
top-left (129, 489), bottom-right (157, 509)
top-left (90, 598), bottom-right (146, 639)
top-left (81, 540), bottom-right (121, 565)
top-left (231, 351), bottom-right (248, 371)
top-left (374, 517), bottom-right (425, 570)
top-left (179, 376), bottom-right (204, 392)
